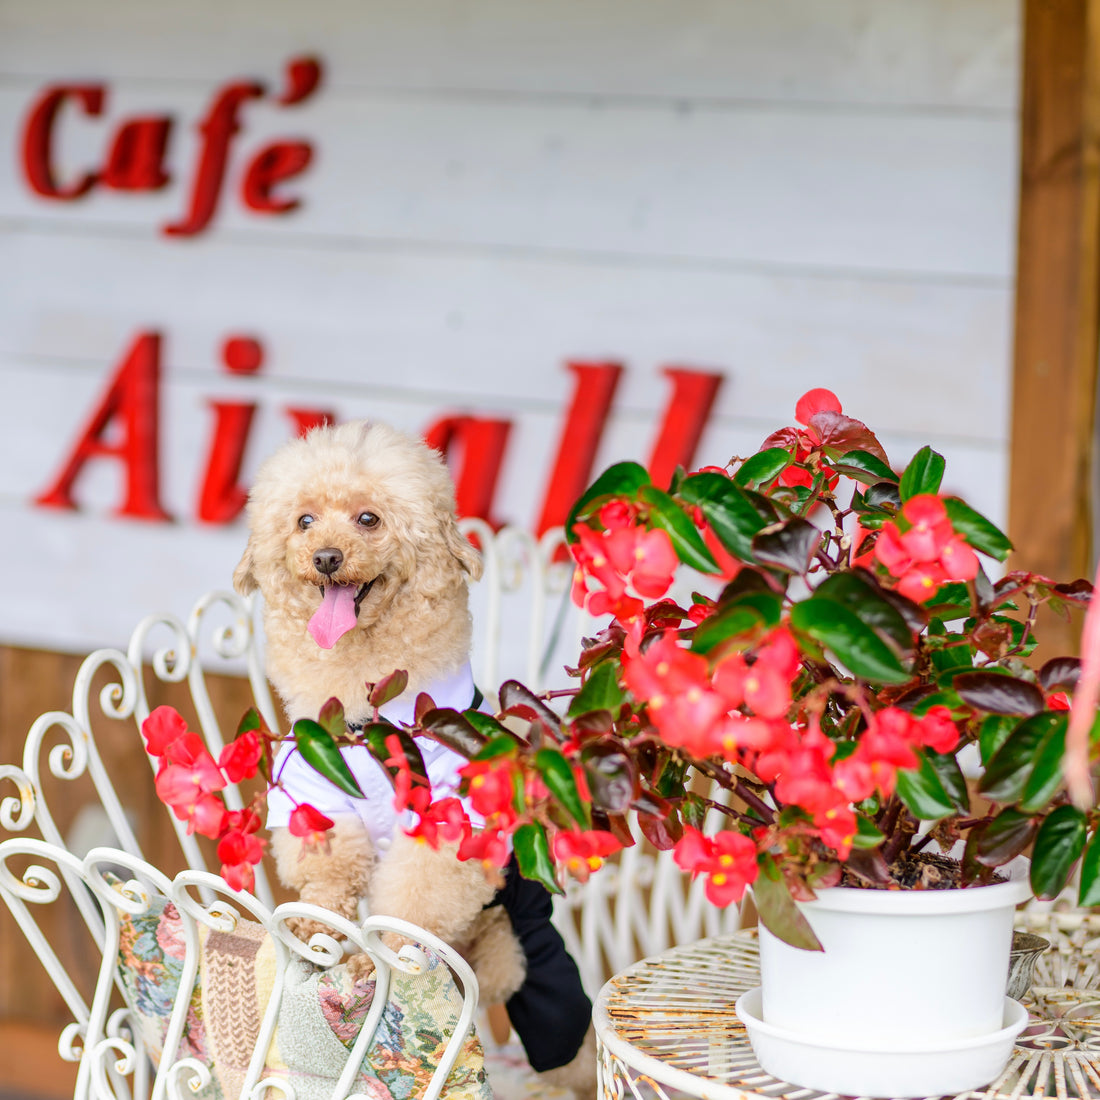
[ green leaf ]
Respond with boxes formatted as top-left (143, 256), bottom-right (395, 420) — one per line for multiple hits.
top-left (925, 583), bottom-right (972, 618)
top-left (953, 670), bottom-right (1044, 717)
top-left (293, 717), bottom-right (364, 799)
top-left (679, 473), bottom-right (770, 562)
top-left (894, 750), bottom-right (960, 821)
top-left (640, 486), bottom-right (717, 572)
top-left (978, 714), bottom-right (1017, 766)
top-left (733, 448), bottom-right (790, 489)
top-left (899, 446), bottom-right (945, 500)
top-left (567, 661), bottom-right (626, 718)
top-left (928, 749), bottom-right (970, 813)
top-left (473, 734), bottom-right (520, 761)
top-left (972, 809), bottom-right (1038, 867)
top-left (929, 644), bottom-right (973, 676)
top-left (812, 572), bottom-right (916, 657)
top-left (942, 498), bottom-right (1013, 563)
top-left (751, 858), bottom-right (822, 951)
top-left (1019, 722), bottom-right (1068, 813)
top-left (1078, 834), bottom-right (1100, 907)
top-left (513, 822), bottom-right (563, 894)
top-left (863, 482), bottom-right (902, 511)
top-left (751, 518), bottom-right (822, 574)
top-left (980, 712), bottom-right (1067, 802)
top-left (790, 599), bottom-right (911, 684)
top-left (564, 461), bottom-right (650, 543)
top-left (534, 748), bottom-right (590, 828)
top-left (360, 722), bottom-right (430, 795)
top-left (829, 449), bottom-right (899, 485)
top-left (851, 815), bottom-right (885, 850)
top-left (236, 708), bottom-right (263, 736)
top-left (1031, 805), bottom-right (1088, 899)
top-left (690, 603), bottom-right (765, 656)
top-left (463, 710), bottom-right (516, 742)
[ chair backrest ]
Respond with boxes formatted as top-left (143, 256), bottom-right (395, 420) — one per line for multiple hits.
top-left (0, 524), bottom-right (739, 1096)
top-left (0, 840), bottom-right (483, 1100)
top-left (550, 789), bottom-right (743, 998)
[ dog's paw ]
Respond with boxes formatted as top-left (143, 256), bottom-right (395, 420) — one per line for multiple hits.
top-left (287, 915), bottom-right (345, 944)
top-left (345, 952), bottom-right (376, 982)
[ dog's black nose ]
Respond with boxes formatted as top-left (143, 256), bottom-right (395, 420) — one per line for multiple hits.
top-left (313, 548), bottom-right (343, 576)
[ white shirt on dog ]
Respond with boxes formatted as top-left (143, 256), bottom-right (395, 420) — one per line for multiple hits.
top-left (265, 662), bottom-right (484, 852)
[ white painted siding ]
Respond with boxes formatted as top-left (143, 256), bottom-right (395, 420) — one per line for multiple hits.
top-left (0, 0), bottom-right (1020, 656)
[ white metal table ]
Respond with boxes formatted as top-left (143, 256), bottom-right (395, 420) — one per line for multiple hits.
top-left (592, 913), bottom-right (1100, 1100)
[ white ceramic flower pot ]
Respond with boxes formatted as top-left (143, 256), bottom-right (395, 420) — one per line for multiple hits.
top-left (745, 860), bottom-right (1031, 1097)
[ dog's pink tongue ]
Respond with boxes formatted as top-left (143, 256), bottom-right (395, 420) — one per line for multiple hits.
top-left (308, 585), bottom-right (358, 649)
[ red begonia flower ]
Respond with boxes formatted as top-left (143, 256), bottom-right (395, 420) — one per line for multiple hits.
top-left (813, 801), bottom-right (857, 859)
top-left (553, 829), bottom-right (623, 883)
top-left (874, 523), bottom-right (913, 576)
top-left (460, 758), bottom-right (518, 819)
top-left (155, 753), bottom-right (226, 811)
top-left (217, 818), bottom-right (266, 893)
top-left (623, 632), bottom-right (729, 756)
top-left (408, 797), bottom-right (472, 847)
top-left (939, 536), bottom-right (979, 582)
top-left (458, 827), bottom-right (511, 868)
top-left (185, 793), bottom-right (228, 839)
top-left (1048, 691), bottom-right (1071, 711)
top-left (915, 705), bottom-right (960, 754)
top-left (289, 803), bottom-right (335, 844)
top-left (142, 706), bottom-right (191, 757)
top-left (895, 561), bottom-right (948, 604)
top-left (672, 827), bottom-right (758, 907)
top-left (795, 388), bottom-right (843, 427)
top-left (220, 861), bottom-right (256, 893)
top-left (219, 730), bottom-right (263, 783)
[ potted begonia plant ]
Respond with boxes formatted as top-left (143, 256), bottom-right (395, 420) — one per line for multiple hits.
top-left (144, 390), bottom-right (1100, 1097)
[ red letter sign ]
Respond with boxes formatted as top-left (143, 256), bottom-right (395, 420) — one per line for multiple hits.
top-left (36, 331), bottom-right (171, 520)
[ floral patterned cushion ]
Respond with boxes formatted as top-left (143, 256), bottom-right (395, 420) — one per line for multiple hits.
top-left (111, 883), bottom-right (491, 1100)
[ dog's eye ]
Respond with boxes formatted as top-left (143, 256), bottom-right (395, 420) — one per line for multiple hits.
top-left (357, 512), bottom-right (380, 529)
top-left (297, 515), bottom-right (314, 530)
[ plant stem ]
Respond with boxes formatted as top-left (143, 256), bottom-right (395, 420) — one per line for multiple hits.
top-left (692, 759), bottom-right (776, 824)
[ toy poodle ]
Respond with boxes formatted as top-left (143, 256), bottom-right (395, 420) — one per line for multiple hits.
top-left (233, 420), bottom-right (595, 1096)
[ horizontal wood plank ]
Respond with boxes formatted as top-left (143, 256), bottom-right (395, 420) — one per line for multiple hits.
top-left (0, 0), bottom-right (1018, 108)
top-left (0, 90), bottom-right (1016, 278)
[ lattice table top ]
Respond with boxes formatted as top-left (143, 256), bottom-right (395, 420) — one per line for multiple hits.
top-left (592, 912), bottom-right (1100, 1100)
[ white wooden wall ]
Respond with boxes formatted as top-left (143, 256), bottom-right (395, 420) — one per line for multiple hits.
top-left (0, 0), bottom-right (1020, 660)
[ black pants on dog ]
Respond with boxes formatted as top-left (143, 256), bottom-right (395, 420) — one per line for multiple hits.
top-left (486, 855), bottom-right (592, 1072)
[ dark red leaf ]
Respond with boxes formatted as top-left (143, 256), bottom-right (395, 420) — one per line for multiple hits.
top-left (499, 680), bottom-right (562, 732)
top-left (1039, 657), bottom-right (1081, 693)
top-left (842, 848), bottom-right (891, 885)
top-left (418, 708), bottom-right (491, 757)
top-left (581, 745), bottom-right (636, 814)
top-left (1053, 579), bottom-right (1094, 606)
top-left (809, 411), bottom-right (889, 462)
top-left (637, 811), bottom-right (682, 850)
top-left (953, 671), bottom-right (1044, 717)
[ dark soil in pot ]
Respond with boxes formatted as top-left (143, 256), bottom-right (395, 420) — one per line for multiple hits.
top-left (839, 850), bottom-right (1007, 890)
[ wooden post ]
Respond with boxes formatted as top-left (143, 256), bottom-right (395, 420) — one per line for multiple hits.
top-left (1011, 0), bottom-right (1100, 654)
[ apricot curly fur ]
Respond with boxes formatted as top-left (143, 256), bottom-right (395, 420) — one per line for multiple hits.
top-left (237, 422), bottom-right (591, 1096)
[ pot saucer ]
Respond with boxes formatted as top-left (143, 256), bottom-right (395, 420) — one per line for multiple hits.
top-left (735, 987), bottom-right (1028, 1098)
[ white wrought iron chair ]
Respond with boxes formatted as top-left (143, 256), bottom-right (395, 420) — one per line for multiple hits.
top-left (0, 524), bottom-right (741, 1100)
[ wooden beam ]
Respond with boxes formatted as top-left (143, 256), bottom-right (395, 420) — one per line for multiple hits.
top-left (1010, 0), bottom-right (1100, 654)
top-left (0, 1021), bottom-right (78, 1099)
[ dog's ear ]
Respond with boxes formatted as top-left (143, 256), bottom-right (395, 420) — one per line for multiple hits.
top-left (233, 540), bottom-right (259, 595)
top-left (442, 516), bottom-right (483, 581)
